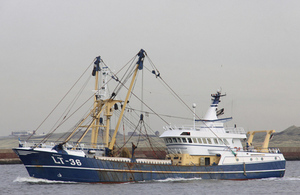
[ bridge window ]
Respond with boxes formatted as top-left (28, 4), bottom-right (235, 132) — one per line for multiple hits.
top-left (218, 138), bottom-right (223, 144)
top-left (223, 139), bottom-right (229, 145)
top-left (203, 138), bottom-right (207, 144)
top-left (182, 138), bottom-right (187, 143)
top-left (168, 138), bottom-right (172, 143)
top-left (207, 138), bottom-right (212, 144)
top-left (177, 138), bottom-right (182, 143)
top-left (181, 132), bottom-right (190, 136)
top-left (192, 138), bottom-right (198, 143)
top-left (188, 138), bottom-right (192, 143)
top-left (213, 138), bottom-right (218, 144)
top-left (197, 138), bottom-right (202, 144)
top-left (172, 138), bottom-right (177, 143)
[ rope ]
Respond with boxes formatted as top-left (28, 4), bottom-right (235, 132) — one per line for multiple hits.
top-left (145, 55), bottom-right (236, 156)
top-left (124, 108), bottom-right (192, 121)
top-left (37, 93), bottom-right (95, 145)
top-left (27, 58), bottom-right (96, 142)
top-left (47, 75), bottom-right (92, 143)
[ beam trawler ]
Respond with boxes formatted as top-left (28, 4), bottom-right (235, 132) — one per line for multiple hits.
top-left (13, 49), bottom-right (285, 182)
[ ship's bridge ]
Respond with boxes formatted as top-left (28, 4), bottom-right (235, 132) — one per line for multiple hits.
top-left (160, 125), bottom-right (247, 155)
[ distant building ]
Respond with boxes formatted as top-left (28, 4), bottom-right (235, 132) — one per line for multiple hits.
top-left (11, 131), bottom-right (34, 137)
top-left (128, 132), bottom-right (138, 136)
top-left (99, 129), bottom-right (121, 135)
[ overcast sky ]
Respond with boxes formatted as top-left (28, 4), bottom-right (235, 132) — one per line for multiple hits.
top-left (1, 0), bottom-right (300, 136)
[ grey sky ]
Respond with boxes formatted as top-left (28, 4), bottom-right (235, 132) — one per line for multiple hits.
top-left (1, 0), bottom-right (300, 136)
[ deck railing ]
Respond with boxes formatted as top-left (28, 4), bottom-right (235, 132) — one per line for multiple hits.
top-left (163, 125), bottom-right (246, 134)
top-left (18, 141), bottom-right (104, 151)
top-left (224, 127), bottom-right (246, 134)
top-left (243, 146), bottom-right (281, 153)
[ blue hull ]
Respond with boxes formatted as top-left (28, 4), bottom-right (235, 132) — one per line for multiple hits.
top-left (13, 148), bottom-right (286, 183)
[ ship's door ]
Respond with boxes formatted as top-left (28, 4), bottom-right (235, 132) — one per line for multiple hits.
top-left (205, 157), bottom-right (210, 165)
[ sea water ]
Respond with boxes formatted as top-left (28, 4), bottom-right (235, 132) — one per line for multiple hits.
top-left (1, 161), bottom-right (300, 195)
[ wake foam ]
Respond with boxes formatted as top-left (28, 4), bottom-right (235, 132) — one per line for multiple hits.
top-left (281, 177), bottom-right (300, 181)
top-left (13, 176), bottom-right (77, 184)
top-left (257, 176), bottom-right (300, 181)
top-left (154, 177), bottom-right (202, 182)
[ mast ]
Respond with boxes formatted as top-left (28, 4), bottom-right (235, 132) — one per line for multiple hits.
top-left (91, 56), bottom-right (101, 148)
top-left (66, 56), bottom-right (120, 149)
top-left (63, 50), bottom-right (146, 152)
top-left (90, 58), bottom-right (111, 148)
top-left (192, 103), bottom-right (196, 129)
top-left (108, 49), bottom-right (145, 151)
top-left (204, 89), bottom-right (226, 120)
top-left (62, 56), bottom-right (103, 146)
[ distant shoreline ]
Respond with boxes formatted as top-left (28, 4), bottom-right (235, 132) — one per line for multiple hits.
top-left (0, 149), bottom-right (21, 164)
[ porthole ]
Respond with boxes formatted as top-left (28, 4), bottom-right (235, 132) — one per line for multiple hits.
top-left (236, 158), bottom-right (239, 162)
top-left (250, 158), bottom-right (253, 161)
top-left (275, 157), bottom-right (277, 160)
top-left (261, 157), bottom-right (264, 161)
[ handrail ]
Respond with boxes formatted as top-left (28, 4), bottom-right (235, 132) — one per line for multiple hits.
top-left (163, 125), bottom-right (246, 134)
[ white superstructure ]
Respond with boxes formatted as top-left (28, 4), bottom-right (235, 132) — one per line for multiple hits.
top-left (160, 90), bottom-right (284, 166)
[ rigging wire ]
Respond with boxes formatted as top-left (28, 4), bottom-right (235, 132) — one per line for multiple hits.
top-left (145, 54), bottom-right (237, 155)
top-left (57, 97), bottom-right (96, 143)
top-left (26, 53), bottom-right (141, 148)
top-left (30, 50), bottom-right (236, 157)
top-left (140, 120), bottom-right (160, 158)
top-left (110, 56), bottom-right (137, 98)
top-left (113, 105), bottom-right (167, 154)
top-left (110, 77), bottom-right (169, 125)
top-left (50, 56), bottom-right (138, 145)
top-left (43, 75), bottom-right (92, 143)
top-left (37, 93), bottom-right (95, 145)
top-left (33, 56), bottom-right (132, 145)
top-left (26, 58), bottom-right (96, 141)
top-left (125, 108), bottom-right (192, 121)
top-left (74, 53), bottom-right (170, 151)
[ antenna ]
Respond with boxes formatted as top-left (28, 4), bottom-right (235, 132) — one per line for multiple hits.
top-left (192, 103), bottom-right (196, 129)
